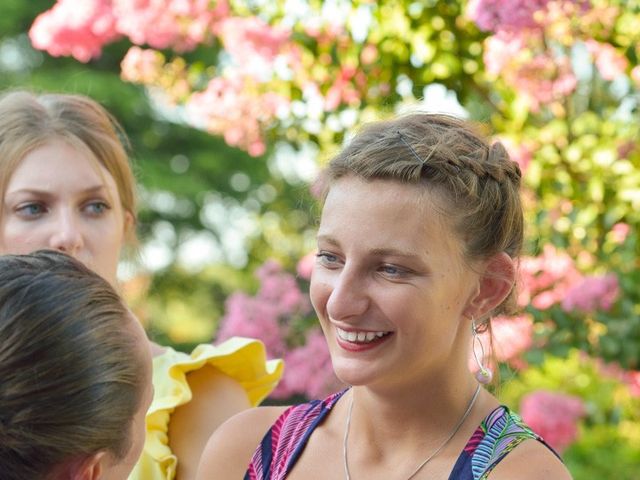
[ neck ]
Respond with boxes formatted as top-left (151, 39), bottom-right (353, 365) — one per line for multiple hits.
top-left (345, 373), bottom-right (489, 451)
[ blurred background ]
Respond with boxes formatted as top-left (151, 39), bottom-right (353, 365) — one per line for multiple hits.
top-left (1, 0), bottom-right (639, 477)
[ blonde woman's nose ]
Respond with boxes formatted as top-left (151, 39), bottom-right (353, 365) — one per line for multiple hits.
top-left (48, 212), bottom-right (84, 255)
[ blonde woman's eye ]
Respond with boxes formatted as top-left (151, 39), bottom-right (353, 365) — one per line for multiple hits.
top-left (84, 201), bottom-right (111, 215)
top-left (16, 203), bottom-right (46, 218)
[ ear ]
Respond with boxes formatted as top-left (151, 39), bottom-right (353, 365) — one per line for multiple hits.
top-left (463, 252), bottom-right (515, 320)
top-left (70, 451), bottom-right (107, 480)
top-left (123, 210), bottom-right (135, 237)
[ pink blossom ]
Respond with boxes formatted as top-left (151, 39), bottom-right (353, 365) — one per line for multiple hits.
top-left (186, 73), bottom-right (289, 156)
top-left (256, 260), bottom-right (311, 317)
top-left (296, 251), bottom-right (317, 281)
top-left (609, 223), bottom-right (630, 245)
top-left (483, 30), bottom-right (527, 76)
top-left (218, 16), bottom-right (291, 73)
top-left (492, 315), bottom-right (535, 364)
top-left (585, 39), bottom-right (629, 81)
top-left (470, 315), bottom-right (534, 374)
top-left (511, 54), bottom-right (577, 111)
top-left (625, 371), bottom-right (640, 397)
top-left (518, 244), bottom-right (582, 310)
top-left (272, 329), bottom-right (343, 399)
top-left (498, 137), bottom-right (533, 175)
top-left (29, 0), bottom-right (120, 62)
top-left (112, 0), bottom-right (228, 52)
top-left (520, 390), bottom-right (586, 452)
top-left (467, 0), bottom-right (550, 32)
top-left (561, 274), bottom-right (620, 314)
top-left (216, 292), bottom-right (287, 357)
top-left (120, 46), bottom-right (164, 83)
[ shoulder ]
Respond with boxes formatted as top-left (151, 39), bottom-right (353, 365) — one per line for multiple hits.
top-left (486, 438), bottom-right (572, 480)
top-left (196, 406), bottom-right (289, 480)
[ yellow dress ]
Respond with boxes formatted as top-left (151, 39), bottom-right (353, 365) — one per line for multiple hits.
top-left (128, 337), bottom-right (283, 480)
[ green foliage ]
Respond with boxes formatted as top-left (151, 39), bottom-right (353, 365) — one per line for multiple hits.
top-left (501, 351), bottom-right (640, 479)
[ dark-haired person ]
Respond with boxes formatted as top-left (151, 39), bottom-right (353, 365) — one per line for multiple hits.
top-left (0, 250), bottom-right (152, 479)
top-left (0, 89), bottom-right (282, 480)
top-left (197, 114), bottom-right (572, 479)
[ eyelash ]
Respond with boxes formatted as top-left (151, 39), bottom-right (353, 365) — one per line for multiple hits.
top-left (316, 252), bottom-right (410, 278)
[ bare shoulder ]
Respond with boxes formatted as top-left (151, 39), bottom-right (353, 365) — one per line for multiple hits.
top-left (169, 366), bottom-right (252, 479)
top-left (487, 438), bottom-right (573, 480)
top-left (196, 405), bottom-right (289, 480)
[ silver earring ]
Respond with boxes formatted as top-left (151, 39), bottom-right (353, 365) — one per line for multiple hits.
top-left (472, 319), bottom-right (493, 384)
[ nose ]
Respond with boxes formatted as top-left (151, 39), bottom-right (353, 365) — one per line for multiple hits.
top-left (48, 210), bottom-right (84, 256)
top-left (325, 265), bottom-right (369, 322)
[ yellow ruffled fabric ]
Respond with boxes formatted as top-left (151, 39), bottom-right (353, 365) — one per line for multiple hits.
top-left (128, 337), bottom-right (283, 480)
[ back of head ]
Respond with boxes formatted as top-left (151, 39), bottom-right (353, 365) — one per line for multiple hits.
top-left (0, 250), bottom-right (144, 479)
top-left (0, 89), bottom-right (137, 229)
top-left (325, 113), bottom-right (524, 316)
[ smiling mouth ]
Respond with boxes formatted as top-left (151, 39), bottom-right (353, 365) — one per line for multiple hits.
top-left (336, 327), bottom-right (392, 344)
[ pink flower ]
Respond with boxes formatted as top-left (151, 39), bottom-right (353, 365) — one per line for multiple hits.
top-left (296, 251), bottom-right (317, 281)
top-left (498, 137), bottom-right (533, 175)
top-left (625, 371), bottom-right (640, 398)
top-left (520, 390), bottom-right (586, 452)
top-left (216, 292), bottom-right (287, 358)
top-left (467, 0), bottom-right (551, 32)
top-left (561, 274), bottom-right (620, 314)
top-left (186, 73), bottom-right (289, 156)
top-left (518, 245), bottom-right (582, 310)
top-left (112, 0), bottom-right (228, 52)
top-left (585, 39), bottom-right (629, 81)
top-left (29, 0), bottom-right (120, 62)
top-left (120, 46), bottom-right (164, 83)
top-left (483, 30), bottom-right (527, 76)
top-left (256, 260), bottom-right (311, 317)
top-left (218, 16), bottom-right (291, 74)
top-left (609, 222), bottom-right (630, 245)
top-left (492, 315), bottom-right (535, 364)
top-left (272, 329), bottom-right (343, 399)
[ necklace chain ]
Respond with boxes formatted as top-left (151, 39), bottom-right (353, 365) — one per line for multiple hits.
top-left (342, 384), bottom-right (481, 480)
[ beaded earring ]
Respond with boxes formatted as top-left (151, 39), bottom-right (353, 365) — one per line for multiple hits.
top-left (471, 318), bottom-right (493, 384)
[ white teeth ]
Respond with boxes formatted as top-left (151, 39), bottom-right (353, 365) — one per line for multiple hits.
top-left (337, 327), bottom-right (389, 344)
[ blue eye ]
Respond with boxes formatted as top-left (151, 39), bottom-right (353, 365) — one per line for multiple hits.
top-left (316, 252), bottom-right (341, 268)
top-left (379, 264), bottom-right (408, 277)
top-left (84, 201), bottom-right (110, 216)
top-left (16, 203), bottom-right (46, 218)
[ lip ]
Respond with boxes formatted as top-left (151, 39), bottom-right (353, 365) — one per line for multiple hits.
top-left (333, 326), bottom-right (393, 352)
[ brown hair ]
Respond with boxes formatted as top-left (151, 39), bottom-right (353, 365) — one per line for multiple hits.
top-left (324, 113), bottom-right (523, 316)
top-left (0, 250), bottom-right (145, 479)
top-left (0, 90), bottom-right (137, 242)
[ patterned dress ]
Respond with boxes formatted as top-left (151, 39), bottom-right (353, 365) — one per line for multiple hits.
top-left (245, 390), bottom-right (559, 480)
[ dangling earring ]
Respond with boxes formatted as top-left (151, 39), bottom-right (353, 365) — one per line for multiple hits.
top-left (471, 318), bottom-right (493, 384)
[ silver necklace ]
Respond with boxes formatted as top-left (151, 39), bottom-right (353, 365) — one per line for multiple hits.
top-left (342, 384), bottom-right (481, 480)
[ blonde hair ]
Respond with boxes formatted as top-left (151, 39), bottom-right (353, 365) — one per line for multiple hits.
top-left (0, 90), bottom-right (137, 242)
top-left (324, 113), bottom-right (524, 316)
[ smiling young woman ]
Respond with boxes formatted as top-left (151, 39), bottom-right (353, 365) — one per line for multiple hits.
top-left (196, 113), bottom-right (572, 480)
top-left (0, 90), bottom-right (283, 480)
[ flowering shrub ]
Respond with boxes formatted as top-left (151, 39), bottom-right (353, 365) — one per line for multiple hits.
top-left (215, 259), bottom-right (342, 399)
top-left (520, 390), bottom-right (586, 452)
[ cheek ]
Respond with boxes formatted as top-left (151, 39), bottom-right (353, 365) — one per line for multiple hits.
top-left (309, 274), bottom-right (332, 318)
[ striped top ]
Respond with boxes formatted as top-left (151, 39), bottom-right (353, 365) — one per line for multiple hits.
top-left (245, 390), bottom-right (558, 480)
